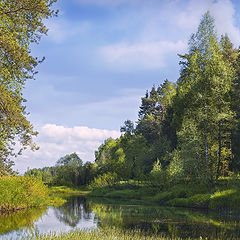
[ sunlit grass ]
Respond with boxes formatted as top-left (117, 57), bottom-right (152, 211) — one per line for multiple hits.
top-left (49, 185), bottom-right (89, 195)
top-left (23, 228), bottom-right (195, 240)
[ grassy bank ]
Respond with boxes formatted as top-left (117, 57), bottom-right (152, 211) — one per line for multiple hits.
top-left (0, 176), bottom-right (65, 213)
top-left (88, 178), bottom-right (240, 211)
top-left (49, 185), bottom-right (89, 195)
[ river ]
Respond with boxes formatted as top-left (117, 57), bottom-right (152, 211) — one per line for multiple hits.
top-left (1, 196), bottom-right (240, 239)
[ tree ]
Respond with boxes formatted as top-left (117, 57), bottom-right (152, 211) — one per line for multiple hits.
top-left (120, 120), bottom-right (135, 135)
top-left (137, 80), bottom-right (176, 143)
top-left (0, 0), bottom-right (57, 174)
top-left (230, 48), bottom-right (240, 171)
top-left (54, 153), bottom-right (83, 186)
top-left (174, 12), bottom-right (235, 181)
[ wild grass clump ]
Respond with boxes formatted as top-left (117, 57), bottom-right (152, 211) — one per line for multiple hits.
top-left (22, 227), bottom-right (189, 240)
top-left (0, 176), bottom-right (49, 212)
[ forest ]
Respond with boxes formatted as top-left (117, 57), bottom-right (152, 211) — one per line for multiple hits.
top-left (26, 12), bottom-right (240, 192)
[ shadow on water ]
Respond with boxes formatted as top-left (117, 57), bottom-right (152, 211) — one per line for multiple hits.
top-left (1, 195), bottom-right (240, 239)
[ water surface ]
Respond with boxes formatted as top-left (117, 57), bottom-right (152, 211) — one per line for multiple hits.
top-left (1, 196), bottom-right (240, 239)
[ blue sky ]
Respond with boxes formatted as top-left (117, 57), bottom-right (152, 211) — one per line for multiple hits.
top-left (14, 0), bottom-right (240, 173)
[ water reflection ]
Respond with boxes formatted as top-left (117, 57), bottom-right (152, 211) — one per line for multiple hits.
top-left (1, 196), bottom-right (240, 239)
top-left (0, 207), bottom-right (47, 235)
top-left (53, 196), bottom-right (94, 227)
top-left (88, 198), bottom-right (240, 239)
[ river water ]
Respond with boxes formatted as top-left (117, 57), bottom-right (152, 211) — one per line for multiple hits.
top-left (1, 196), bottom-right (240, 239)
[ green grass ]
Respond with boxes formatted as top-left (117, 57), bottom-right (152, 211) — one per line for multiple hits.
top-left (20, 227), bottom-right (208, 240)
top-left (49, 185), bottom-right (89, 195)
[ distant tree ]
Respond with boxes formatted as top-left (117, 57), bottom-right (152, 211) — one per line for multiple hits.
top-left (54, 153), bottom-right (83, 186)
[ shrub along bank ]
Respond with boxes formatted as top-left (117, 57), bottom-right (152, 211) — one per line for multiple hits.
top-left (0, 176), bottom-right (64, 213)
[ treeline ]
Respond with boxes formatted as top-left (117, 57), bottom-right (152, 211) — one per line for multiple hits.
top-left (27, 12), bottom-right (240, 188)
top-left (25, 153), bottom-right (97, 186)
top-left (89, 12), bottom-right (240, 187)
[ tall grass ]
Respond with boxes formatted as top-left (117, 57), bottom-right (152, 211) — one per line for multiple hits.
top-left (22, 227), bottom-right (240, 240)
top-left (22, 228), bottom-right (193, 240)
top-left (0, 176), bottom-right (49, 212)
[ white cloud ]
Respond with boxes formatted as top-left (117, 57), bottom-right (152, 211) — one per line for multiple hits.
top-left (211, 0), bottom-right (240, 47)
top-left (14, 124), bottom-right (121, 173)
top-left (100, 40), bottom-right (187, 69)
top-left (171, 0), bottom-right (240, 46)
top-left (41, 124), bottom-right (120, 140)
top-left (45, 19), bottom-right (91, 43)
top-left (98, 0), bottom-right (240, 69)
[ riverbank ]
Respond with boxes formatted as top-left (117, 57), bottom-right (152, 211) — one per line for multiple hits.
top-left (87, 178), bottom-right (240, 211)
top-left (49, 185), bottom-right (89, 195)
top-left (2, 175), bottom-right (239, 214)
top-left (0, 176), bottom-right (65, 213)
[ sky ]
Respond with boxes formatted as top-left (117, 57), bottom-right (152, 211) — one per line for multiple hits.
top-left (14, 0), bottom-right (240, 173)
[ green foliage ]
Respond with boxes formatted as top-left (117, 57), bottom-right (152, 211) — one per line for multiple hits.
top-left (26, 153), bottom-right (97, 187)
top-left (120, 120), bottom-right (135, 135)
top-left (150, 159), bottom-right (169, 189)
top-left (172, 12), bottom-right (236, 182)
top-left (0, 176), bottom-right (49, 212)
top-left (0, 0), bottom-right (57, 173)
top-left (52, 153), bottom-right (83, 186)
top-left (167, 150), bottom-right (184, 182)
top-left (89, 172), bottom-right (118, 189)
top-left (209, 189), bottom-right (240, 210)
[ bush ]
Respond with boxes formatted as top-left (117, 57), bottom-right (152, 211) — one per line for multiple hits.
top-left (0, 176), bottom-right (49, 212)
top-left (149, 160), bottom-right (169, 190)
top-left (89, 172), bottom-right (118, 189)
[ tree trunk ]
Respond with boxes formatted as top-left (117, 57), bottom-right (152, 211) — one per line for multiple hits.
top-left (204, 118), bottom-right (209, 180)
top-left (216, 120), bottom-right (221, 180)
